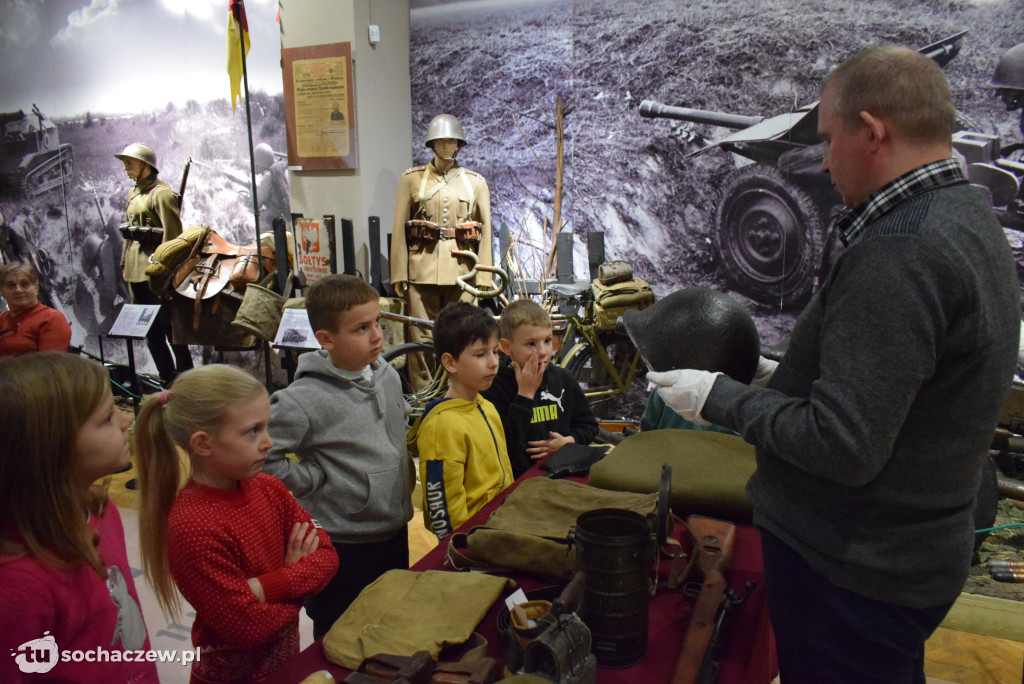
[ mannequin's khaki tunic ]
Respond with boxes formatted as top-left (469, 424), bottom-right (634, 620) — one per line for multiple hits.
top-left (120, 177), bottom-right (183, 284)
top-left (389, 160), bottom-right (493, 289)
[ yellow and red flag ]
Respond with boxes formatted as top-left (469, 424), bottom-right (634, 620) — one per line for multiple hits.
top-left (227, 0), bottom-right (250, 113)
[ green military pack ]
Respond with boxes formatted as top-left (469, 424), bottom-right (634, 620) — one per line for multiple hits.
top-left (445, 477), bottom-right (659, 581)
top-left (588, 429), bottom-right (756, 523)
top-left (145, 225), bottom-right (209, 279)
top-left (590, 276), bottom-right (655, 330)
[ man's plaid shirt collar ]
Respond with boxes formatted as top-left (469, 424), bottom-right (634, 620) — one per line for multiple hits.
top-left (837, 158), bottom-right (965, 246)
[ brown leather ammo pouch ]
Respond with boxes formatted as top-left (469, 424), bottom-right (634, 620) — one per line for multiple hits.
top-left (343, 651), bottom-right (499, 684)
top-left (406, 219), bottom-right (441, 242)
top-left (430, 658), bottom-right (499, 684)
top-left (345, 651), bottom-right (435, 684)
top-left (455, 221), bottom-right (482, 246)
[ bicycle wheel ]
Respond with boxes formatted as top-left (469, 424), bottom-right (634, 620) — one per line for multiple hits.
top-left (561, 332), bottom-right (646, 418)
top-left (383, 342), bottom-right (446, 418)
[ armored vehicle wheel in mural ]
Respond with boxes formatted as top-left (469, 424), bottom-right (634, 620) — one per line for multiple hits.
top-left (714, 164), bottom-right (825, 306)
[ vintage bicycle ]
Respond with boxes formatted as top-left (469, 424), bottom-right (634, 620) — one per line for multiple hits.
top-left (382, 250), bottom-right (647, 418)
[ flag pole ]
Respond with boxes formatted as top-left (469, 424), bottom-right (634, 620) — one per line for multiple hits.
top-left (236, 0), bottom-right (263, 277)
top-left (233, 0), bottom-right (272, 387)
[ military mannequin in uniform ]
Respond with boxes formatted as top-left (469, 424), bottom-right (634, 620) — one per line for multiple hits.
top-left (116, 143), bottom-right (193, 385)
top-left (390, 114), bottom-right (493, 389)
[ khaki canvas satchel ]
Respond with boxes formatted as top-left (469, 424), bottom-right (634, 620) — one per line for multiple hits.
top-left (322, 569), bottom-right (511, 669)
top-left (445, 477), bottom-right (659, 581)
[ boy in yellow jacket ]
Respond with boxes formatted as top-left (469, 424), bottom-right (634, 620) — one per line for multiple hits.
top-left (407, 302), bottom-right (514, 540)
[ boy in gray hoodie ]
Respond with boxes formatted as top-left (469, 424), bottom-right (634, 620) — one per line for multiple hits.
top-left (264, 275), bottom-right (414, 638)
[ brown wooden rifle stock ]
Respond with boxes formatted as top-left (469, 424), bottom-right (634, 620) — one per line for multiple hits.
top-left (671, 515), bottom-right (737, 684)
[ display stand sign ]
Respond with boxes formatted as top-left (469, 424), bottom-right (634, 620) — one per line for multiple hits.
top-left (108, 303), bottom-right (160, 339)
top-left (282, 42), bottom-right (357, 170)
top-left (274, 307), bottom-right (322, 351)
top-left (106, 304), bottom-right (161, 413)
top-left (295, 216), bottom-right (336, 285)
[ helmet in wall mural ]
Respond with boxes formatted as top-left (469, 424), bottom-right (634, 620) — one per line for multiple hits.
top-left (114, 143), bottom-right (159, 174)
top-left (424, 114), bottom-right (467, 148)
top-left (990, 43), bottom-right (1024, 92)
top-left (254, 143), bottom-right (275, 174)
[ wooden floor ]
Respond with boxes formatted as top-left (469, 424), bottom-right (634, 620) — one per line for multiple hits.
top-left (924, 627), bottom-right (1023, 684)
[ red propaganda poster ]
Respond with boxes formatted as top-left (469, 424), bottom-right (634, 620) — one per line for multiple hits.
top-left (295, 216), bottom-right (335, 285)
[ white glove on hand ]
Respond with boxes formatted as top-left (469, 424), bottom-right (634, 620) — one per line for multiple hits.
top-left (752, 355), bottom-right (779, 388)
top-left (646, 369), bottom-right (721, 426)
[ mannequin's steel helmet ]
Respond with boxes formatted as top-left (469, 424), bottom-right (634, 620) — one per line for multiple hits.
top-left (254, 143), bottom-right (275, 174)
top-left (424, 114), bottom-right (467, 148)
top-left (622, 287), bottom-right (760, 383)
top-left (990, 43), bottom-right (1024, 90)
top-left (114, 143), bottom-right (158, 174)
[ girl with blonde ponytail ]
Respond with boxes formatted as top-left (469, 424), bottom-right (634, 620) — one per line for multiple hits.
top-left (134, 364), bottom-right (337, 684)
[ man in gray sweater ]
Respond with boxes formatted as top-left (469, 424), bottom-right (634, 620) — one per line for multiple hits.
top-left (650, 46), bottom-right (1020, 682)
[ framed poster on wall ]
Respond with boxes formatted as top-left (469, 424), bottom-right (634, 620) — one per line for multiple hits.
top-left (282, 42), bottom-right (357, 170)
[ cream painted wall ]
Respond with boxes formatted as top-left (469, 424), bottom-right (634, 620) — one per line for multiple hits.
top-left (280, 0), bottom-right (411, 285)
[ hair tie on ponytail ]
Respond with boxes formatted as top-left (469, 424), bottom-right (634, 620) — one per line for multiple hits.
top-left (158, 389), bottom-right (171, 405)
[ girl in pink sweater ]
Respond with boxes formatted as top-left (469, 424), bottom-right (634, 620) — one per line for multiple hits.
top-left (134, 364), bottom-right (339, 684)
top-left (0, 353), bottom-right (158, 683)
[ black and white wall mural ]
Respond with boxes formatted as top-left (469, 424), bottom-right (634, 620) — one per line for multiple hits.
top-left (409, 0), bottom-right (1024, 346)
top-left (1, 0), bottom-right (1021, 381)
top-left (0, 0), bottom-right (286, 370)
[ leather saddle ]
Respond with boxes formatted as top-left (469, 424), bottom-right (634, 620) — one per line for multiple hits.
top-left (172, 228), bottom-right (278, 331)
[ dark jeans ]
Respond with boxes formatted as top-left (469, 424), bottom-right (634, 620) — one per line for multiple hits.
top-left (305, 528), bottom-right (409, 640)
top-left (760, 528), bottom-right (954, 684)
top-left (129, 282), bottom-right (193, 383)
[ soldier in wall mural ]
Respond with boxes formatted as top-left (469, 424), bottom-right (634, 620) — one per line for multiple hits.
top-left (991, 42), bottom-right (1024, 144)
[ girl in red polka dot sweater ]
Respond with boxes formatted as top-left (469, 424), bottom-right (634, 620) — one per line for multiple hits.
top-left (134, 365), bottom-right (338, 684)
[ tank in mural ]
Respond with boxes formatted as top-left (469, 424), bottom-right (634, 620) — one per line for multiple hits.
top-left (0, 105), bottom-right (74, 198)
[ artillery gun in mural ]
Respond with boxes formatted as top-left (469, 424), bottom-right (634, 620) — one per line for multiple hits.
top-left (640, 32), bottom-right (970, 306)
top-left (640, 98), bottom-right (836, 306)
top-left (0, 105), bottom-right (74, 196)
top-left (953, 130), bottom-right (1024, 234)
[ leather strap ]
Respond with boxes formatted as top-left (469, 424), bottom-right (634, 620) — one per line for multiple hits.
top-left (444, 532), bottom-right (475, 572)
top-left (415, 166), bottom-right (467, 217)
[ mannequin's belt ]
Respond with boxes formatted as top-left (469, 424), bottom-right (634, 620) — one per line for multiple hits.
top-left (405, 220), bottom-right (481, 243)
